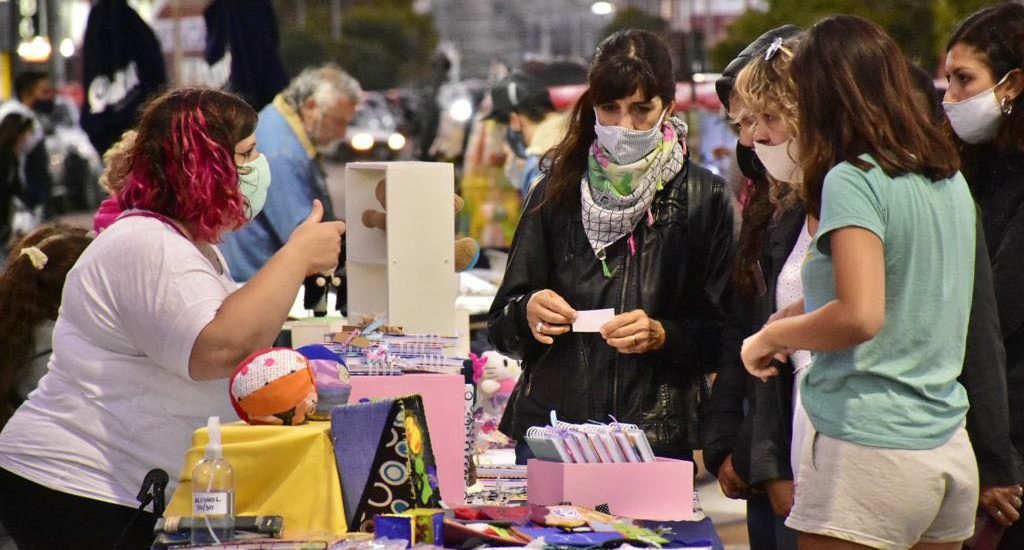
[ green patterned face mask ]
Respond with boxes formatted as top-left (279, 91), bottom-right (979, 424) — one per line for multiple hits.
top-left (238, 153), bottom-right (272, 219)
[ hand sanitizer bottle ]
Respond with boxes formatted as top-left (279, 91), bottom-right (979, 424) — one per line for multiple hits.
top-left (191, 416), bottom-right (235, 545)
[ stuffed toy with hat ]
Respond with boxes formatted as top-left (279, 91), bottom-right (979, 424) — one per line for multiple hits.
top-left (230, 348), bottom-right (319, 425)
top-left (362, 178), bottom-right (480, 272)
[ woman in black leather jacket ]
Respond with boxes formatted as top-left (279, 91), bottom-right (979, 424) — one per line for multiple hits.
top-left (944, 4), bottom-right (1024, 545)
top-left (487, 30), bottom-right (735, 463)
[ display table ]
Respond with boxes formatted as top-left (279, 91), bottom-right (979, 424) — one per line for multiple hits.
top-left (166, 421), bottom-right (347, 539)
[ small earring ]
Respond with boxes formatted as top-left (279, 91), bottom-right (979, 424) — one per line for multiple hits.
top-left (1001, 96), bottom-right (1014, 116)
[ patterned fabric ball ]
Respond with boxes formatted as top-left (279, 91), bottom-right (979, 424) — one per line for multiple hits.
top-left (229, 347), bottom-right (317, 425)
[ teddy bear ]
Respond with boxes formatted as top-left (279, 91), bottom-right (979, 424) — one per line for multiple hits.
top-left (229, 348), bottom-right (319, 425)
top-left (362, 178), bottom-right (480, 272)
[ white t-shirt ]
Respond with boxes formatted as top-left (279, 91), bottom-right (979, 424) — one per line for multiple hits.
top-left (0, 215), bottom-right (239, 507)
top-left (775, 219), bottom-right (812, 478)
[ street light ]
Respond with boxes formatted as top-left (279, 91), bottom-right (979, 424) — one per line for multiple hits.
top-left (59, 38), bottom-right (75, 58)
top-left (591, 1), bottom-right (614, 16)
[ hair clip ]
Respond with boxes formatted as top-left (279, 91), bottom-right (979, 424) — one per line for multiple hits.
top-left (19, 246), bottom-right (48, 270)
top-left (765, 37), bottom-right (784, 61)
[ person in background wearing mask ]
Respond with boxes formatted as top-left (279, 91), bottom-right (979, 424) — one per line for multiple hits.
top-left (485, 71), bottom-right (567, 195)
top-left (488, 30), bottom-right (736, 465)
top-left (1, 71), bottom-right (56, 226)
top-left (703, 26), bottom-right (804, 550)
top-left (0, 88), bottom-right (346, 548)
top-left (944, 4), bottom-right (1024, 546)
top-left (220, 63), bottom-right (360, 281)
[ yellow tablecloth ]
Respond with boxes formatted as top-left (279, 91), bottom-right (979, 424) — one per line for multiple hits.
top-left (166, 421), bottom-right (347, 538)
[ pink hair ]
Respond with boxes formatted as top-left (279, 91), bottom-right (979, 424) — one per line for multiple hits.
top-left (117, 89), bottom-right (253, 242)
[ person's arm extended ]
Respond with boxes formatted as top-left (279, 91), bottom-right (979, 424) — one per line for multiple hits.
top-left (189, 200), bottom-right (345, 380)
top-left (742, 226), bottom-right (884, 380)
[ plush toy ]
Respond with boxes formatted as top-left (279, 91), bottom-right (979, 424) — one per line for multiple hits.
top-left (471, 351), bottom-right (522, 451)
top-left (297, 344), bottom-right (352, 421)
top-left (230, 348), bottom-right (318, 425)
top-left (362, 178), bottom-right (480, 272)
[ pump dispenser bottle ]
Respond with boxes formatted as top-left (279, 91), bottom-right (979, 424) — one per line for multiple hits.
top-left (191, 416), bottom-right (235, 545)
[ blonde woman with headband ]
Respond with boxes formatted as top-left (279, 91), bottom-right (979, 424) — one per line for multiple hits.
top-left (724, 33), bottom-right (812, 544)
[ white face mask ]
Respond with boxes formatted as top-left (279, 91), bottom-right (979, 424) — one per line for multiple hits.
top-left (593, 109), bottom-right (666, 165)
top-left (239, 153), bottom-right (272, 220)
top-left (754, 138), bottom-right (803, 183)
top-left (943, 73), bottom-right (1011, 145)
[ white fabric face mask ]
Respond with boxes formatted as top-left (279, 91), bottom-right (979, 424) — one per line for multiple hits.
top-left (754, 138), bottom-right (803, 183)
top-left (943, 73), bottom-right (1011, 145)
top-left (594, 109), bottom-right (667, 165)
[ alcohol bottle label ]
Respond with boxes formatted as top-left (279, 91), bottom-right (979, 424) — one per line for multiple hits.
top-left (193, 492), bottom-right (230, 515)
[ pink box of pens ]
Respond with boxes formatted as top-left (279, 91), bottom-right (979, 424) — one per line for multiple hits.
top-left (526, 457), bottom-right (694, 521)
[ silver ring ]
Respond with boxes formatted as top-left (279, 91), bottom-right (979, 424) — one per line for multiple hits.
top-left (535, 321), bottom-right (544, 333)
top-left (996, 509), bottom-right (1005, 518)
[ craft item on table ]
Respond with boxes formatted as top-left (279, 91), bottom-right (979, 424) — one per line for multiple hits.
top-left (524, 414), bottom-right (658, 464)
top-left (361, 178), bottom-right (480, 272)
top-left (372, 509), bottom-right (444, 548)
top-left (326, 536), bottom-right (407, 550)
top-left (298, 345), bottom-right (352, 421)
top-left (524, 425), bottom-right (576, 463)
top-left (452, 505), bottom-right (531, 525)
top-left (175, 540), bottom-right (329, 549)
top-left (529, 505), bottom-right (587, 528)
top-left (607, 419), bottom-right (656, 463)
top-left (230, 348), bottom-right (318, 425)
top-left (324, 333), bottom-right (465, 376)
top-left (330, 395), bottom-right (442, 532)
top-left (441, 519), bottom-right (531, 547)
top-left (510, 526), bottom-right (624, 547)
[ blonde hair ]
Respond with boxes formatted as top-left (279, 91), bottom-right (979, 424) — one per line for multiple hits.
top-left (734, 36), bottom-right (803, 213)
top-left (99, 129), bottom-right (137, 195)
top-left (734, 37), bottom-right (801, 139)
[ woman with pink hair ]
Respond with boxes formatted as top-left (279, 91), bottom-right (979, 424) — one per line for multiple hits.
top-left (0, 88), bottom-right (346, 548)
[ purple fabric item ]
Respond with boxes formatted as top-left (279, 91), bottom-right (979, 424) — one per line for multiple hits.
top-left (330, 400), bottom-right (393, 525)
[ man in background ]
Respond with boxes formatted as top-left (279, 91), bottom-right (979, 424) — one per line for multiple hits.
top-left (220, 63), bottom-right (361, 281)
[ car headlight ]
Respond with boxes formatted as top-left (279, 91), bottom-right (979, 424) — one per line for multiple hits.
top-left (350, 133), bottom-right (374, 151)
top-left (387, 133), bottom-right (406, 151)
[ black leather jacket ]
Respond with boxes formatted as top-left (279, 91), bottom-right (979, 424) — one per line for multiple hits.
top-left (488, 160), bottom-right (736, 458)
top-left (701, 206), bottom-right (803, 482)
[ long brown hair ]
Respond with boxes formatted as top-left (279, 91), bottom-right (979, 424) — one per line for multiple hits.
top-left (791, 15), bottom-right (959, 217)
top-left (946, 3), bottom-right (1024, 157)
top-left (0, 224), bottom-right (92, 427)
top-left (542, 30), bottom-right (676, 209)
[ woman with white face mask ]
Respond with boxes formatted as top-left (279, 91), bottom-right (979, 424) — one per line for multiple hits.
top-left (487, 29), bottom-right (736, 466)
top-left (944, 4), bottom-right (1024, 547)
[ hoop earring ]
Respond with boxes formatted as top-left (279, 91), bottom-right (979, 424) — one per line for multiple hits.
top-left (1001, 96), bottom-right (1014, 116)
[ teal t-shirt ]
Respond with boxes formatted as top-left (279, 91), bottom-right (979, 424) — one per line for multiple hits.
top-left (800, 155), bottom-right (975, 450)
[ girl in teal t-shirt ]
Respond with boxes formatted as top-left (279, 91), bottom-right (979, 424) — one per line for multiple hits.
top-left (740, 15), bottom-right (980, 550)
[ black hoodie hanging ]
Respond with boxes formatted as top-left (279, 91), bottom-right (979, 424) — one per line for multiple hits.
top-left (203, 0), bottom-right (289, 111)
top-left (80, 0), bottom-right (167, 156)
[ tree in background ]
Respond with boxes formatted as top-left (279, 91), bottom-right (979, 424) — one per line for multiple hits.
top-left (600, 6), bottom-right (670, 40)
top-left (273, 0), bottom-right (437, 90)
top-left (711, 0), bottom-right (994, 75)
